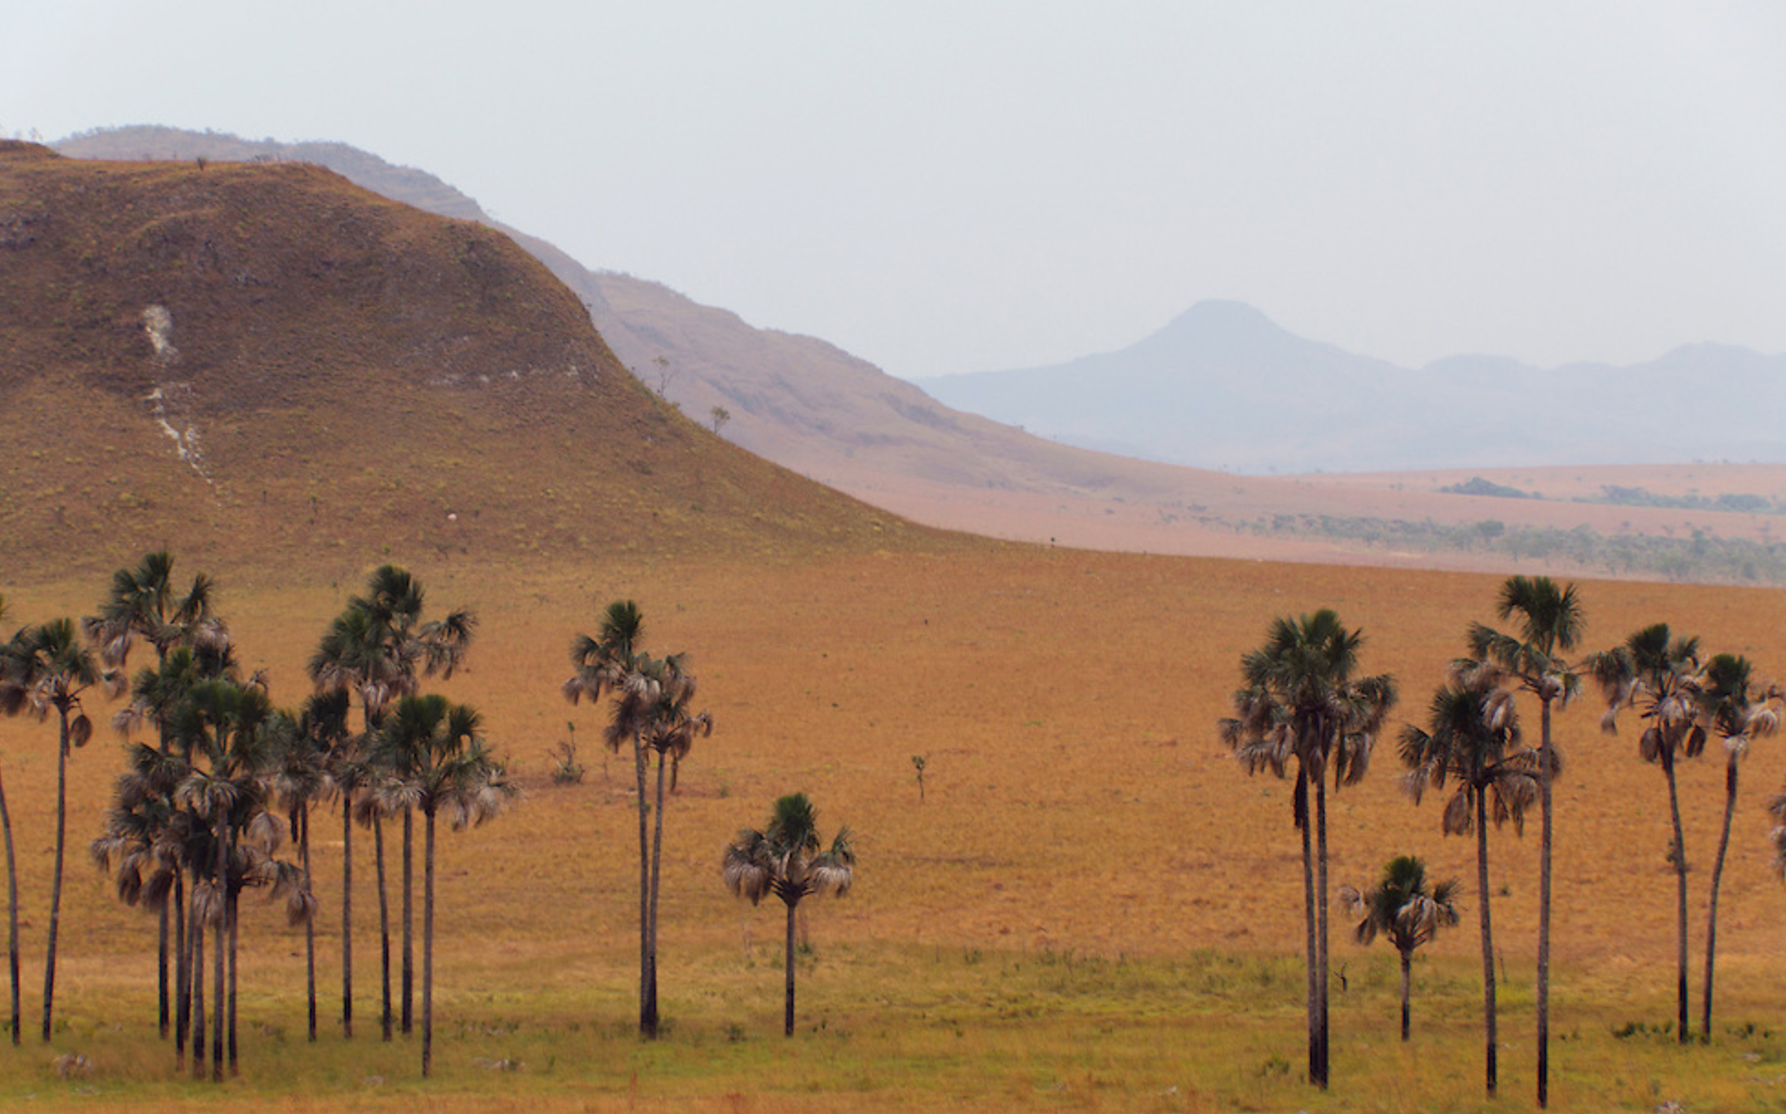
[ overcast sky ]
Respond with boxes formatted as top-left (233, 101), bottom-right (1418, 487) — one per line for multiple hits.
top-left (6, 2), bottom-right (1783, 380)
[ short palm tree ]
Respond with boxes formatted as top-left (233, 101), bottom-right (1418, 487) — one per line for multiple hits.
top-left (1466, 574), bottom-right (1581, 1107)
top-left (1693, 653), bottom-right (1777, 1040)
top-left (723, 792), bottom-right (855, 1037)
top-left (1219, 609), bottom-right (1396, 1089)
top-left (1339, 855), bottom-right (1460, 1041)
top-left (1401, 665), bottom-right (1536, 1092)
top-left (0, 599), bottom-right (22, 1045)
top-left (370, 694), bottom-right (514, 1077)
top-left (1587, 622), bottom-right (1703, 1043)
top-left (0, 617), bottom-right (100, 1042)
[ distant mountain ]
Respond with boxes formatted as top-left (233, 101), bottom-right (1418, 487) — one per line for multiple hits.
top-left (921, 301), bottom-right (1786, 473)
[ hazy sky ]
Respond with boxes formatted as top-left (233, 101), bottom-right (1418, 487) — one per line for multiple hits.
top-left (6, 2), bottom-right (1783, 379)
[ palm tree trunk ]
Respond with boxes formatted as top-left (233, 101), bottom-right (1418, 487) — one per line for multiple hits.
top-left (647, 749), bottom-right (670, 1036)
top-left (1398, 946), bottom-right (1412, 1042)
top-left (373, 812), bottom-right (392, 1041)
top-left (1536, 694), bottom-right (1553, 1107)
top-left (1313, 770), bottom-right (1330, 1088)
top-left (422, 808), bottom-right (435, 1078)
top-left (783, 897), bottom-right (798, 1037)
top-left (41, 711), bottom-right (70, 1043)
top-left (0, 766), bottom-right (18, 1047)
top-left (158, 902), bottom-right (170, 1040)
top-left (227, 888), bottom-right (239, 1077)
top-left (213, 820), bottom-right (226, 1083)
top-left (402, 806), bottom-right (414, 1036)
top-left (190, 893), bottom-right (205, 1080)
top-left (1703, 758), bottom-right (1737, 1042)
top-left (341, 791), bottom-right (354, 1039)
top-left (174, 872), bottom-right (188, 1065)
top-left (1294, 768), bottom-right (1318, 1087)
top-left (301, 805), bottom-right (316, 1042)
top-left (1476, 789), bottom-right (1498, 1095)
top-left (1663, 748), bottom-right (1690, 1043)
top-left (632, 732), bottom-right (653, 1037)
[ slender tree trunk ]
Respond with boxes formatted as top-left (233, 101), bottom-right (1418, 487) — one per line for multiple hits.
top-left (1663, 747), bottom-right (1690, 1043)
top-left (1313, 770), bottom-right (1330, 1088)
top-left (1537, 694), bottom-right (1553, 1107)
top-left (156, 710), bottom-right (171, 1041)
top-left (227, 888), bottom-right (239, 1077)
top-left (402, 806), bottom-right (414, 1036)
top-left (647, 749), bottom-right (670, 1035)
top-left (298, 805), bottom-right (315, 1042)
top-left (213, 819), bottom-right (226, 1083)
top-left (0, 767), bottom-right (18, 1047)
top-left (1398, 947), bottom-right (1412, 1042)
top-left (373, 813), bottom-right (392, 1041)
top-left (1295, 768), bottom-right (1318, 1087)
top-left (341, 790), bottom-right (354, 1038)
top-left (422, 808), bottom-right (435, 1078)
top-left (41, 712), bottom-right (70, 1043)
top-left (190, 893), bottom-right (205, 1080)
top-left (1703, 758), bottom-right (1738, 1042)
top-left (1477, 789), bottom-right (1498, 1095)
top-left (633, 733), bottom-right (653, 1037)
top-left (174, 872), bottom-right (188, 1066)
top-left (783, 897), bottom-right (799, 1036)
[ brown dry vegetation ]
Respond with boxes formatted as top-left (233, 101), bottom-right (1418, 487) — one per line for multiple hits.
top-left (4, 550), bottom-right (1785, 1110)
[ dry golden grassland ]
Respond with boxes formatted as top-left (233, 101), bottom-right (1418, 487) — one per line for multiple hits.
top-left (2, 546), bottom-right (1784, 1111)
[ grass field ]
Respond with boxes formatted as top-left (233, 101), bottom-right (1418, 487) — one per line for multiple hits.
top-left (2, 545), bottom-right (1784, 1111)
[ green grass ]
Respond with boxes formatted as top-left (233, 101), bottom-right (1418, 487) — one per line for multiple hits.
top-left (1, 944), bottom-right (1779, 1112)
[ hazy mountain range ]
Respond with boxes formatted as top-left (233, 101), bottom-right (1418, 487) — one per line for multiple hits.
top-left (920, 300), bottom-right (1786, 474)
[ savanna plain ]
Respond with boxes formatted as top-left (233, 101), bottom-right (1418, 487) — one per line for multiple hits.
top-left (4, 544), bottom-right (1786, 1113)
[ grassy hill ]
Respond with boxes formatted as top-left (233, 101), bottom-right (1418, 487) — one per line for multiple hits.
top-left (0, 141), bottom-right (939, 586)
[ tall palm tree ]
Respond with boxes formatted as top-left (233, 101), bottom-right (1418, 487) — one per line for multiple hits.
top-left (723, 792), bottom-right (855, 1037)
top-left (83, 550), bottom-right (224, 1041)
top-left (1587, 622), bottom-right (1703, 1044)
top-left (0, 598), bottom-right (22, 1046)
top-left (1400, 665), bottom-right (1537, 1092)
top-left (563, 600), bottom-right (659, 1035)
top-left (1466, 574), bottom-right (1582, 1107)
top-left (1692, 653), bottom-right (1776, 1040)
top-left (309, 565), bottom-right (475, 1039)
top-left (608, 650), bottom-right (713, 1035)
top-left (278, 691), bottom-right (343, 1042)
top-left (370, 694), bottom-right (514, 1077)
top-left (0, 617), bottom-right (100, 1042)
top-left (1220, 608), bottom-right (1395, 1089)
top-left (1338, 855), bottom-right (1460, 1042)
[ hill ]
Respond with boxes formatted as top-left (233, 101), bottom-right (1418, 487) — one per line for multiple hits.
top-left (0, 141), bottom-right (935, 585)
top-left (49, 127), bottom-right (1786, 586)
top-left (921, 300), bottom-right (1786, 473)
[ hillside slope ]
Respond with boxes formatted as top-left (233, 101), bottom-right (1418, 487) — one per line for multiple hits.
top-left (0, 141), bottom-right (935, 585)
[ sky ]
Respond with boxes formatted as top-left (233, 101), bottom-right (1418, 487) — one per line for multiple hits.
top-left (5, 2), bottom-right (1784, 381)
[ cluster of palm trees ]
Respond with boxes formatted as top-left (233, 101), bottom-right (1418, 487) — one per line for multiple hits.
top-left (0, 555), bottom-right (513, 1082)
top-left (1224, 574), bottom-right (1783, 1104)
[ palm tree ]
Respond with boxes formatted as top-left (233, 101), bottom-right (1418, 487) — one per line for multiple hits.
top-left (0, 598), bottom-right (23, 1046)
top-left (1400, 666), bottom-right (1537, 1092)
top-left (1338, 855), bottom-right (1460, 1041)
top-left (563, 600), bottom-right (660, 1035)
top-left (309, 565), bottom-right (475, 1039)
top-left (370, 694), bottom-right (514, 1077)
top-left (1219, 609), bottom-right (1395, 1089)
top-left (83, 550), bottom-right (223, 1040)
top-left (723, 792), bottom-right (855, 1036)
top-left (1587, 622), bottom-right (1703, 1044)
top-left (1466, 575), bottom-right (1582, 1107)
top-left (1692, 654), bottom-right (1776, 1040)
top-left (607, 649), bottom-right (712, 1035)
top-left (278, 691), bottom-right (343, 1042)
top-left (0, 617), bottom-right (100, 1042)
